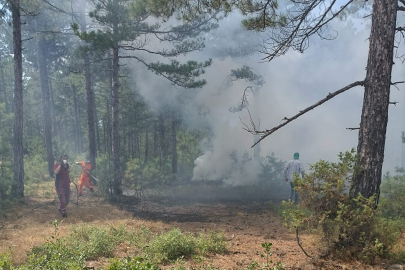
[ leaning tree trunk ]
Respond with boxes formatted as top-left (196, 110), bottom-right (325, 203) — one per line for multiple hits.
top-left (37, 36), bottom-right (54, 177)
top-left (351, 0), bottom-right (397, 200)
top-left (11, 0), bottom-right (24, 198)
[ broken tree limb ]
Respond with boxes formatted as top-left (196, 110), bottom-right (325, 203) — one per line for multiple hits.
top-left (296, 227), bottom-right (312, 258)
top-left (247, 80), bottom-right (365, 148)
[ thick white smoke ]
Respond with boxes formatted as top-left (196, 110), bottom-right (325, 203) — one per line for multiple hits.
top-left (129, 10), bottom-right (405, 184)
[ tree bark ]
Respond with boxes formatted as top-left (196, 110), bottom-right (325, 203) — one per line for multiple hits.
top-left (37, 35), bottom-right (55, 178)
top-left (153, 120), bottom-right (158, 157)
top-left (0, 54), bottom-right (9, 113)
top-left (171, 115), bottom-right (178, 174)
top-left (11, 0), bottom-right (24, 198)
top-left (144, 125), bottom-right (149, 163)
top-left (79, 1), bottom-right (97, 169)
top-left (158, 110), bottom-right (167, 159)
top-left (71, 84), bottom-right (83, 153)
top-left (352, 0), bottom-right (397, 200)
top-left (253, 87), bottom-right (261, 163)
top-left (111, 44), bottom-right (122, 198)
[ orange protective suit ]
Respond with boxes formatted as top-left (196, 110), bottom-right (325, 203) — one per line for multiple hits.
top-left (77, 161), bottom-right (94, 195)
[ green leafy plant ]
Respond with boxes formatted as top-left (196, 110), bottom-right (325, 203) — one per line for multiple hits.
top-left (380, 170), bottom-right (405, 218)
top-left (0, 251), bottom-right (12, 270)
top-left (285, 149), bottom-right (403, 263)
top-left (146, 228), bottom-right (196, 263)
top-left (106, 256), bottom-right (158, 270)
top-left (246, 242), bottom-right (284, 270)
top-left (22, 220), bottom-right (86, 270)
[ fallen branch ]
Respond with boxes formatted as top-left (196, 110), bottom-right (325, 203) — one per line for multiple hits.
top-left (296, 227), bottom-right (312, 258)
top-left (247, 81), bottom-right (364, 148)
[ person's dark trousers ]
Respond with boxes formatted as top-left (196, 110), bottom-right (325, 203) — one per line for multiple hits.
top-left (289, 182), bottom-right (299, 202)
top-left (56, 184), bottom-right (70, 216)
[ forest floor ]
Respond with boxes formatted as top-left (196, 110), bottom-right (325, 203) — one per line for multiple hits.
top-left (0, 181), bottom-right (401, 270)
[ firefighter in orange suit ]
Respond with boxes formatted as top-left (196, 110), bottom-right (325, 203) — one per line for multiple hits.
top-left (75, 160), bottom-right (94, 195)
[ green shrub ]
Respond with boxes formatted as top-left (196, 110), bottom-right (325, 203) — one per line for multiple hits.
top-left (106, 257), bottom-right (158, 270)
top-left (146, 228), bottom-right (228, 264)
top-left (380, 172), bottom-right (405, 218)
top-left (257, 153), bottom-right (285, 185)
top-left (146, 228), bottom-right (196, 263)
top-left (124, 157), bottom-right (174, 191)
top-left (66, 224), bottom-right (146, 259)
top-left (22, 220), bottom-right (86, 270)
top-left (246, 242), bottom-right (285, 270)
top-left (69, 225), bottom-right (115, 259)
top-left (24, 154), bottom-right (48, 183)
top-left (196, 231), bottom-right (227, 254)
top-left (286, 149), bottom-right (403, 263)
top-left (8, 222), bottom-right (227, 269)
top-left (0, 251), bottom-right (12, 270)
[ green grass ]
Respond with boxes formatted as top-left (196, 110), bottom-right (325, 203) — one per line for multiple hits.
top-left (0, 222), bottom-right (228, 269)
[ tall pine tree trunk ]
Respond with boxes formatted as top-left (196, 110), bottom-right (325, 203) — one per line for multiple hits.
top-left (253, 87), bottom-right (261, 163)
top-left (158, 110), bottom-right (166, 159)
top-left (72, 84), bottom-right (83, 153)
top-left (0, 54), bottom-right (9, 113)
top-left (37, 34), bottom-right (55, 177)
top-left (111, 45), bottom-right (122, 198)
top-left (11, 0), bottom-right (24, 198)
top-left (171, 115), bottom-right (178, 174)
top-left (144, 125), bottom-right (149, 163)
top-left (79, 1), bottom-right (97, 169)
top-left (153, 120), bottom-right (158, 157)
top-left (37, 36), bottom-right (54, 178)
top-left (352, 0), bottom-right (397, 200)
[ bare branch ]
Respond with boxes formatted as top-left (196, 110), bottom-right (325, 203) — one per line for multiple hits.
top-left (249, 80), bottom-right (365, 148)
top-left (229, 86), bottom-right (253, 113)
top-left (42, 0), bottom-right (78, 18)
top-left (261, 0), bottom-right (355, 61)
top-left (22, 37), bottom-right (34, 42)
top-left (391, 80), bottom-right (405, 85)
top-left (389, 101), bottom-right (399, 105)
top-left (346, 127), bottom-right (360, 130)
top-left (296, 227), bottom-right (312, 258)
top-left (398, 6), bottom-right (405, 12)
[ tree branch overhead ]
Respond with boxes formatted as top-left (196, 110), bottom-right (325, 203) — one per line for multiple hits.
top-left (245, 81), bottom-right (364, 148)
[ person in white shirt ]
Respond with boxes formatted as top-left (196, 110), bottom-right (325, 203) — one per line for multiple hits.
top-left (283, 152), bottom-right (305, 202)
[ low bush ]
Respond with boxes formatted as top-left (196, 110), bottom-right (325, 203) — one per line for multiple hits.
top-left (0, 251), bottom-right (12, 270)
top-left (283, 149), bottom-right (403, 264)
top-left (146, 228), bottom-right (197, 263)
top-left (22, 220), bottom-right (86, 270)
top-left (2, 221), bottom-right (227, 269)
top-left (106, 256), bottom-right (158, 270)
top-left (146, 228), bottom-right (227, 264)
